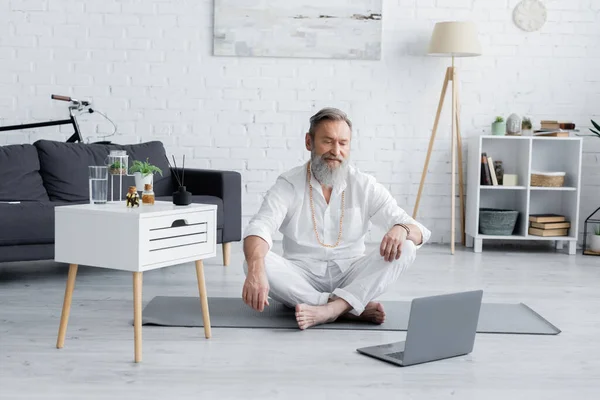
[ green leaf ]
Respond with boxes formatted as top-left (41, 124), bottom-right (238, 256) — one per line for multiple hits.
top-left (592, 119), bottom-right (600, 132)
top-left (590, 128), bottom-right (600, 137)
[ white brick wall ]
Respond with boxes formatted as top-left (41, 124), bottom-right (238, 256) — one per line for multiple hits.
top-left (0, 0), bottom-right (599, 245)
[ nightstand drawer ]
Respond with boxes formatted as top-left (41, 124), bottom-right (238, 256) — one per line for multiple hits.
top-left (140, 210), bottom-right (215, 267)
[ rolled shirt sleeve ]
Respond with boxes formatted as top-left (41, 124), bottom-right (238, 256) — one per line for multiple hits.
top-left (243, 176), bottom-right (295, 250)
top-left (366, 177), bottom-right (432, 248)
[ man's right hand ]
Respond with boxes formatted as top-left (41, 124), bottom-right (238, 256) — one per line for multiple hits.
top-left (242, 267), bottom-right (270, 312)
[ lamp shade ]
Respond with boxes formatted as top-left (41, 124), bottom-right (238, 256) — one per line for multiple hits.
top-left (428, 21), bottom-right (482, 57)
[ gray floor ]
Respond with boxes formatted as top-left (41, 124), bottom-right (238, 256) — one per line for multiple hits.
top-left (1, 241), bottom-right (599, 400)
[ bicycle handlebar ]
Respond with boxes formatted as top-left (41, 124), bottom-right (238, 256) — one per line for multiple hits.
top-left (51, 94), bottom-right (72, 102)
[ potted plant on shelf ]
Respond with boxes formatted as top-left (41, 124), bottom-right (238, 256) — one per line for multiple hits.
top-left (521, 117), bottom-right (533, 136)
top-left (492, 116), bottom-right (505, 136)
top-left (109, 160), bottom-right (127, 175)
top-left (129, 158), bottom-right (163, 189)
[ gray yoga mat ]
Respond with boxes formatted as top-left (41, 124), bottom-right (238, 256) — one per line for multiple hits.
top-left (140, 296), bottom-right (561, 335)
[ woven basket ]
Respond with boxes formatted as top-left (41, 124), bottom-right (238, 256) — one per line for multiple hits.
top-left (530, 171), bottom-right (565, 187)
top-left (479, 208), bottom-right (519, 235)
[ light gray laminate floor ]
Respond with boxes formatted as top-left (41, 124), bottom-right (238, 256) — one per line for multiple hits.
top-left (1, 242), bottom-right (599, 400)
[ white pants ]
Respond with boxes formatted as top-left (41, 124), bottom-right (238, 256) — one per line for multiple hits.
top-left (243, 241), bottom-right (417, 315)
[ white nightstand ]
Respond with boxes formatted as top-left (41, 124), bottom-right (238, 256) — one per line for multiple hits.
top-left (54, 201), bottom-right (217, 363)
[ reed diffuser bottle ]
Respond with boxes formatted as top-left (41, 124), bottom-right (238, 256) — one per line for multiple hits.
top-left (166, 154), bottom-right (192, 206)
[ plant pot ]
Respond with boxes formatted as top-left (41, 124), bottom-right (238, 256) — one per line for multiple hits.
top-left (109, 167), bottom-right (127, 175)
top-left (591, 235), bottom-right (600, 252)
top-left (492, 121), bottom-right (506, 136)
top-left (521, 129), bottom-right (533, 136)
top-left (133, 172), bottom-right (153, 191)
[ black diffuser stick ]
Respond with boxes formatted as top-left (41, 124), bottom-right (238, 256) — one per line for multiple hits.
top-left (172, 155), bottom-right (182, 187)
top-left (165, 155), bottom-right (181, 186)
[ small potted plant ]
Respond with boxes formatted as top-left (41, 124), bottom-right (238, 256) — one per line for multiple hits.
top-left (109, 160), bottom-right (127, 175)
top-left (129, 158), bottom-right (163, 189)
top-left (591, 225), bottom-right (600, 253)
top-left (492, 116), bottom-right (506, 136)
top-left (521, 117), bottom-right (533, 136)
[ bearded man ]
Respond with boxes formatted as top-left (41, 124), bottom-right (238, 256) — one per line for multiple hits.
top-left (241, 107), bottom-right (431, 330)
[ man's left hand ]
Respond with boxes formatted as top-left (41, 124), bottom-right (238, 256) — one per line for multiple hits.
top-left (380, 225), bottom-right (408, 262)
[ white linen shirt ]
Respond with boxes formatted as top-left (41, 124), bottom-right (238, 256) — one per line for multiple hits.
top-left (243, 161), bottom-right (431, 277)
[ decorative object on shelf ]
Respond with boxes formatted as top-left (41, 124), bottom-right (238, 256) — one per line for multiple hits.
top-left (415, 21), bottom-right (482, 254)
top-left (142, 184), bottom-right (155, 205)
top-left (513, 0), bottom-right (547, 32)
top-left (126, 186), bottom-right (140, 208)
top-left (166, 154), bottom-right (193, 206)
top-left (491, 116), bottom-right (506, 136)
top-left (528, 214), bottom-right (570, 237)
top-left (521, 117), bottom-right (533, 136)
top-left (479, 208), bottom-right (519, 236)
top-left (129, 158), bottom-right (163, 191)
top-left (583, 207), bottom-right (600, 255)
top-left (493, 160), bottom-right (504, 185)
top-left (213, 0), bottom-right (382, 60)
top-left (530, 170), bottom-right (565, 187)
top-left (506, 113), bottom-right (522, 135)
top-left (503, 174), bottom-right (518, 186)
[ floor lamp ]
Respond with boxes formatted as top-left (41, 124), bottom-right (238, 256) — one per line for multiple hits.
top-left (413, 21), bottom-right (482, 254)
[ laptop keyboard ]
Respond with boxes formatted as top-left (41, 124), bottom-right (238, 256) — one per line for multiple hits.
top-left (386, 351), bottom-right (404, 360)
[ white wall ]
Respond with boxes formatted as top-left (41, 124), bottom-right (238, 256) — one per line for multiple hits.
top-left (1, 0), bottom-right (599, 244)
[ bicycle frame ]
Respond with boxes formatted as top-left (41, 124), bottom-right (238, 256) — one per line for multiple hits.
top-left (0, 94), bottom-right (90, 143)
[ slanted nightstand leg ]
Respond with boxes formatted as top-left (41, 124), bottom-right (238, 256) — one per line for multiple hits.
top-left (133, 272), bottom-right (143, 363)
top-left (222, 242), bottom-right (231, 266)
top-left (57, 264), bottom-right (78, 349)
top-left (195, 260), bottom-right (212, 339)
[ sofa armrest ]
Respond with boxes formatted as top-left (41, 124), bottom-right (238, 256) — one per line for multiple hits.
top-left (171, 168), bottom-right (242, 243)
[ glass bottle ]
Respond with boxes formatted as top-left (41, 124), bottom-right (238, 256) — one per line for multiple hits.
top-left (494, 160), bottom-right (504, 185)
top-left (142, 183), bottom-right (155, 205)
top-left (126, 186), bottom-right (140, 208)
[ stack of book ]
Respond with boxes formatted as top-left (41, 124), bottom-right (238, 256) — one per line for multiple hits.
top-left (534, 120), bottom-right (577, 137)
top-left (528, 214), bottom-right (570, 237)
top-left (480, 152), bottom-right (499, 185)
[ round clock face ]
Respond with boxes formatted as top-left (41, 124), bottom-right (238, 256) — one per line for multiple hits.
top-left (513, 0), bottom-right (547, 32)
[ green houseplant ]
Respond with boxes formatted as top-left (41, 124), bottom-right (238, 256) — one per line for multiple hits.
top-left (589, 119), bottom-right (600, 138)
top-left (109, 160), bottom-right (127, 175)
top-left (521, 117), bottom-right (533, 136)
top-left (591, 224), bottom-right (600, 253)
top-left (491, 116), bottom-right (505, 136)
top-left (129, 158), bottom-right (163, 190)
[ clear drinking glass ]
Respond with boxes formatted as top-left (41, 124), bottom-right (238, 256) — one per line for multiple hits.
top-left (89, 166), bottom-right (108, 204)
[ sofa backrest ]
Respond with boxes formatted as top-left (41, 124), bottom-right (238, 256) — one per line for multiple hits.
top-left (33, 140), bottom-right (173, 202)
top-left (0, 144), bottom-right (50, 202)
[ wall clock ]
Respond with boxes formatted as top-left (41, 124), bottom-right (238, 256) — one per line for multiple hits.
top-left (513, 0), bottom-right (547, 32)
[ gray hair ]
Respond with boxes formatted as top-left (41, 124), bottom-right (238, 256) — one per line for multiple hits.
top-left (308, 107), bottom-right (352, 139)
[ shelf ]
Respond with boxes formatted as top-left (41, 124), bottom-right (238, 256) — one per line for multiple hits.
top-left (530, 186), bottom-right (577, 191)
top-left (476, 234), bottom-right (576, 241)
top-left (480, 185), bottom-right (526, 190)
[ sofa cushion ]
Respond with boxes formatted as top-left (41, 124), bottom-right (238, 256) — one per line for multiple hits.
top-left (155, 195), bottom-right (224, 228)
top-left (0, 200), bottom-right (84, 246)
top-left (0, 144), bottom-right (49, 201)
top-left (33, 140), bottom-right (172, 202)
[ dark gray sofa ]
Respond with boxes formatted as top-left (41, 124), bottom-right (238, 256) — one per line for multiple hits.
top-left (0, 139), bottom-right (241, 266)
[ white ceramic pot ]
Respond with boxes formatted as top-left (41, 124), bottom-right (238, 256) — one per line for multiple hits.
top-left (590, 234), bottom-right (600, 252)
top-left (133, 172), bottom-right (153, 191)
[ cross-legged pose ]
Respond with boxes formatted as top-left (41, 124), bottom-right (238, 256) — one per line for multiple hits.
top-left (242, 107), bottom-right (431, 329)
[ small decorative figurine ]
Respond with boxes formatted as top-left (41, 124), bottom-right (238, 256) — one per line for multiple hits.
top-left (126, 186), bottom-right (140, 208)
top-left (506, 113), bottom-right (522, 135)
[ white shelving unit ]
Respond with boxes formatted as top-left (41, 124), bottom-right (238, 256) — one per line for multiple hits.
top-left (465, 135), bottom-right (583, 254)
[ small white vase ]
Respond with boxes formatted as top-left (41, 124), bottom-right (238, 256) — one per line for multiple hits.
top-left (134, 172), bottom-right (153, 191)
top-left (590, 235), bottom-right (600, 252)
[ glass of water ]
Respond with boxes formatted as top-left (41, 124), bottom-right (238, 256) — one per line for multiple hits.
top-left (89, 166), bottom-right (108, 204)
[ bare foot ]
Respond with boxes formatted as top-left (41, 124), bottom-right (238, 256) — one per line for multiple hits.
top-left (295, 304), bottom-right (338, 330)
top-left (342, 302), bottom-right (386, 324)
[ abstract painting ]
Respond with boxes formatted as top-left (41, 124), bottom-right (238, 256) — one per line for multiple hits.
top-left (213, 0), bottom-right (382, 60)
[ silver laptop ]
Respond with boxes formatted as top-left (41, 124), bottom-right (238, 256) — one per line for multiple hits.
top-left (357, 290), bottom-right (483, 367)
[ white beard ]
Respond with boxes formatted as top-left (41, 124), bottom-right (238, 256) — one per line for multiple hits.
top-left (310, 148), bottom-right (349, 188)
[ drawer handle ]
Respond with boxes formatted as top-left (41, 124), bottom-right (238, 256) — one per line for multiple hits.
top-left (171, 219), bottom-right (188, 228)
